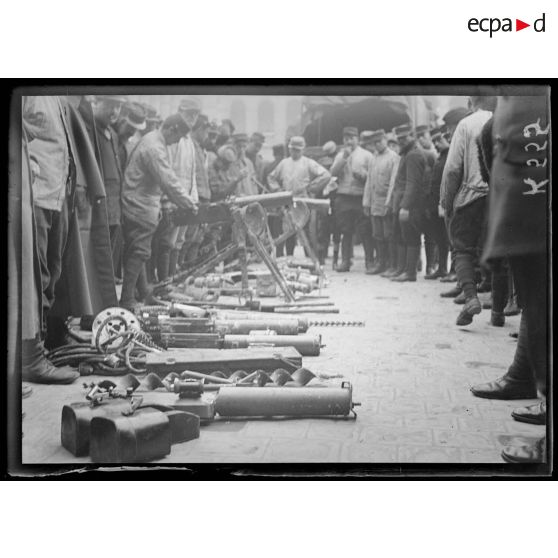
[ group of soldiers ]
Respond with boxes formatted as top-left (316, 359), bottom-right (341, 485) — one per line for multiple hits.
top-left (18, 93), bottom-right (548, 463)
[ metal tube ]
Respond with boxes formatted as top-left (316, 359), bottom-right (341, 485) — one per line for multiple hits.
top-left (180, 370), bottom-right (234, 385)
top-left (212, 311), bottom-right (309, 331)
top-left (215, 384), bottom-right (354, 417)
top-left (223, 334), bottom-right (322, 357)
top-left (214, 319), bottom-right (302, 335)
top-left (273, 307), bottom-right (340, 314)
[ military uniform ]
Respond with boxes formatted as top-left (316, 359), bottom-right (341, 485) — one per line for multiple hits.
top-left (363, 136), bottom-right (400, 274)
top-left (121, 129), bottom-right (194, 307)
top-left (423, 134), bottom-right (450, 277)
top-left (390, 136), bottom-right (429, 281)
top-left (330, 136), bottom-right (373, 270)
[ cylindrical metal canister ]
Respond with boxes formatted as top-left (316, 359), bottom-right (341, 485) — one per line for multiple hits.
top-left (223, 334), bottom-right (322, 356)
top-left (215, 319), bottom-right (302, 335)
top-left (214, 311), bottom-right (309, 332)
top-left (89, 408), bottom-right (171, 463)
top-left (215, 384), bottom-right (353, 417)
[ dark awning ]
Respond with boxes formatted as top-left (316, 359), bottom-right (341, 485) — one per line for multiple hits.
top-left (301, 96), bottom-right (432, 146)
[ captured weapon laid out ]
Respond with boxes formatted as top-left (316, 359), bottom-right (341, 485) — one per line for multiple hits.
top-left (61, 369), bottom-right (359, 462)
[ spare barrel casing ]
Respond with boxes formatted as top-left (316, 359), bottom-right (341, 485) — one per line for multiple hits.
top-left (223, 333), bottom-right (322, 356)
top-left (215, 383), bottom-right (353, 418)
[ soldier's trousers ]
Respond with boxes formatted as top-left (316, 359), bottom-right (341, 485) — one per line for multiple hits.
top-left (423, 212), bottom-right (449, 273)
top-left (34, 204), bottom-right (69, 321)
top-left (449, 197), bottom-right (487, 300)
top-left (502, 254), bottom-right (547, 397)
top-left (335, 194), bottom-right (373, 264)
top-left (121, 215), bottom-right (158, 304)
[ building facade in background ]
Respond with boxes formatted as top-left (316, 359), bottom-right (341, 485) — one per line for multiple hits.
top-left (127, 94), bottom-right (468, 157)
top-left (128, 95), bottom-right (304, 158)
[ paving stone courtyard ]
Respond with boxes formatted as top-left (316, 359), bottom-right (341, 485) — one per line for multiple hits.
top-left (22, 246), bottom-right (545, 466)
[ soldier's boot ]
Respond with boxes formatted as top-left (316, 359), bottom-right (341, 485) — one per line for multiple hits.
top-left (425, 238), bottom-right (437, 277)
top-left (392, 245), bottom-right (419, 282)
top-left (145, 257), bottom-right (157, 283)
top-left (120, 256), bottom-right (144, 310)
top-left (336, 260), bottom-right (351, 272)
top-left (390, 245), bottom-right (408, 280)
top-left (157, 252), bottom-right (170, 282)
top-left (22, 336), bottom-right (79, 385)
top-left (367, 241), bottom-right (388, 275)
top-left (168, 249), bottom-right (179, 278)
top-left (504, 275), bottom-right (520, 316)
top-left (332, 243), bottom-right (340, 270)
top-left (381, 242), bottom-right (399, 277)
top-left (440, 282), bottom-right (463, 298)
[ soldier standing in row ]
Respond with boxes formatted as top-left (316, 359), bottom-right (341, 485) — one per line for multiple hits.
top-left (120, 114), bottom-right (198, 310)
top-left (363, 129), bottom-right (400, 275)
top-left (330, 127), bottom-right (373, 272)
top-left (388, 124), bottom-right (429, 282)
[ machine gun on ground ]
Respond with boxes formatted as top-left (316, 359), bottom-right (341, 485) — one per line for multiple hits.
top-left (158, 191), bottom-right (329, 305)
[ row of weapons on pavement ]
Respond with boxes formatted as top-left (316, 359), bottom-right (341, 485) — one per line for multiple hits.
top-left (59, 192), bottom-right (364, 462)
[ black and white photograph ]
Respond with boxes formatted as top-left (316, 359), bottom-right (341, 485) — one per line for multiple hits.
top-left (6, 85), bottom-right (551, 474)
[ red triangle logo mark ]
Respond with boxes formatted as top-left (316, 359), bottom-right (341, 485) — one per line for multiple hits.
top-left (516, 19), bottom-right (530, 31)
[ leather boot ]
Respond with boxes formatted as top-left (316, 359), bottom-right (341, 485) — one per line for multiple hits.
top-left (440, 284), bottom-right (463, 298)
top-left (391, 245), bottom-right (406, 275)
top-left (501, 437), bottom-right (546, 464)
top-left (453, 291), bottom-right (467, 304)
top-left (425, 267), bottom-right (447, 280)
top-left (157, 252), bottom-right (170, 282)
top-left (456, 296), bottom-right (482, 325)
top-left (491, 311), bottom-right (505, 327)
top-left (504, 293), bottom-right (520, 316)
top-left (136, 265), bottom-right (154, 303)
top-left (366, 242), bottom-right (387, 275)
top-left (177, 244), bottom-right (188, 269)
top-left (380, 242), bottom-right (397, 277)
top-left (336, 260), bottom-right (351, 272)
top-left (425, 240), bottom-right (436, 276)
top-left (392, 245), bottom-right (419, 282)
top-left (22, 337), bottom-right (79, 385)
top-left (511, 401), bottom-right (546, 425)
top-left (167, 249), bottom-right (178, 277)
top-left (120, 256), bottom-right (144, 309)
top-left (440, 272), bottom-right (458, 283)
top-left (471, 375), bottom-right (537, 400)
top-left (332, 244), bottom-right (339, 270)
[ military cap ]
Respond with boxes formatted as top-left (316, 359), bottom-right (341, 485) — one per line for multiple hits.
top-left (414, 124), bottom-right (431, 137)
top-left (359, 131), bottom-right (375, 144)
top-left (430, 127), bottom-right (443, 142)
top-left (443, 107), bottom-right (470, 126)
top-left (342, 126), bottom-right (359, 137)
top-left (393, 124), bottom-right (413, 138)
top-left (218, 144), bottom-right (237, 163)
top-left (370, 129), bottom-right (387, 142)
top-left (207, 122), bottom-right (220, 136)
top-left (141, 103), bottom-right (162, 124)
top-left (178, 97), bottom-right (201, 113)
top-left (122, 102), bottom-right (147, 131)
top-left (250, 132), bottom-right (266, 143)
top-left (232, 132), bottom-right (249, 143)
top-left (95, 94), bottom-right (127, 104)
top-left (194, 114), bottom-right (210, 130)
top-left (288, 136), bottom-right (306, 150)
top-left (221, 119), bottom-right (236, 135)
